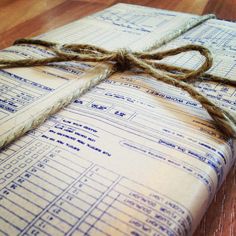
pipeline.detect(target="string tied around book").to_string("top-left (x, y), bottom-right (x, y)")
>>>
top-left (1, 38), bottom-right (236, 139)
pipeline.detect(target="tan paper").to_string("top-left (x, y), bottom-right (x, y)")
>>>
top-left (0, 3), bottom-right (235, 236)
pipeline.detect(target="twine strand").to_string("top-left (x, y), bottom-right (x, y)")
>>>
top-left (1, 38), bottom-right (236, 139)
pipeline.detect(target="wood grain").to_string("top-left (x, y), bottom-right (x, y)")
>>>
top-left (0, 1), bottom-right (235, 235)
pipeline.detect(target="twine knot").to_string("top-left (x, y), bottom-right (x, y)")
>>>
top-left (114, 49), bottom-right (131, 71)
top-left (1, 38), bottom-right (236, 139)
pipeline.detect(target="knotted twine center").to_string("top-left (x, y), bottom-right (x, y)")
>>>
top-left (1, 38), bottom-right (236, 139)
top-left (114, 49), bottom-right (131, 71)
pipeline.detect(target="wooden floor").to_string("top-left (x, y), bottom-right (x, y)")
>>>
top-left (0, 0), bottom-right (236, 49)
top-left (0, 1), bottom-right (236, 235)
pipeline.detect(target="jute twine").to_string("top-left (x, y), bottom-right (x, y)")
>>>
top-left (0, 37), bottom-right (235, 142)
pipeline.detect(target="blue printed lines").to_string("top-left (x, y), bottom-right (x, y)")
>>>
top-left (0, 70), bottom-right (53, 116)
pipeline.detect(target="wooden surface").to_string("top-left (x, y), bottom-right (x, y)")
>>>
top-left (0, 1), bottom-right (235, 235)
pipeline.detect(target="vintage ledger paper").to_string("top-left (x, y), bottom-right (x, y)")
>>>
top-left (0, 3), bottom-right (235, 236)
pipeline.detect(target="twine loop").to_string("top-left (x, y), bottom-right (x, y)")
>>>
top-left (1, 38), bottom-right (236, 138)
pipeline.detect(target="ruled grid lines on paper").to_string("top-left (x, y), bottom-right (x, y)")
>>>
top-left (63, 75), bottom-right (231, 185)
top-left (181, 20), bottom-right (236, 56)
top-left (39, 3), bottom-right (195, 51)
top-left (0, 44), bottom-right (92, 78)
top-left (0, 2), bottom-right (207, 149)
top-left (0, 138), bottom-right (192, 236)
top-left (60, 101), bottom-right (217, 192)
top-left (0, 46), bottom-right (92, 127)
top-left (160, 51), bottom-right (236, 81)
top-left (0, 3), bottom-right (235, 236)
top-left (33, 112), bottom-right (217, 213)
top-left (91, 7), bottom-right (181, 34)
top-left (157, 18), bottom-right (236, 80)
top-left (0, 136), bottom-right (35, 165)
top-left (0, 70), bottom-right (53, 118)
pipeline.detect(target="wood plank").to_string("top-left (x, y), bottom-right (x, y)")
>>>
top-left (203, 0), bottom-right (236, 20)
top-left (194, 165), bottom-right (236, 236)
top-left (0, 0), bottom-right (107, 48)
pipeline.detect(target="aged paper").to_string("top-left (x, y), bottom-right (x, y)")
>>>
top-left (0, 3), bottom-right (210, 147)
top-left (0, 3), bottom-right (235, 236)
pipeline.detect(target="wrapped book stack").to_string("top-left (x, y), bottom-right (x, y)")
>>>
top-left (0, 3), bottom-right (235, 236)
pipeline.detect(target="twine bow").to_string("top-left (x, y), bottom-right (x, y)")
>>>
top-left (1, 38), bottom-right (236, 138)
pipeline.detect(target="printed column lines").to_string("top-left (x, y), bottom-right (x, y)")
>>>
top-left (225, 62), bottom-right (236, 77)
top-left (92, 200), bottom-right (152, 236)
top-left (79, 193), bottom-right (130, 236)
top-left (28, 163), bottom-right (71, 187)
top-left (118, 183), bottom-right (189, 227)
top-left (5, 185), bottom-right (45, 210)
top-left (31, 218), bottom-right (65, 236)
top-left (67, 175), bottom-right (122, 236)
top-left (0, 137), bottom-right (35, 166)
top-left (106, 189), bottom-right (186, 235)
top-left (23, 169), bottom-right (66, 192)
top-left (0, 214), bottom-right (23, 234)
top-left (39, 157), bottom-right (81, 179)
top-left (18, 161), bottom-right (95, 235)
top-left (100, 194), bottom-right (174, 235)
top-left (0, 142), bottom-right (56, 190)
top-left (0, 193), bottom-right (35, 217)
top-left (0, 201), bottom-right (29, 224)
top-left (16, 176), bottom-right (57, 203)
